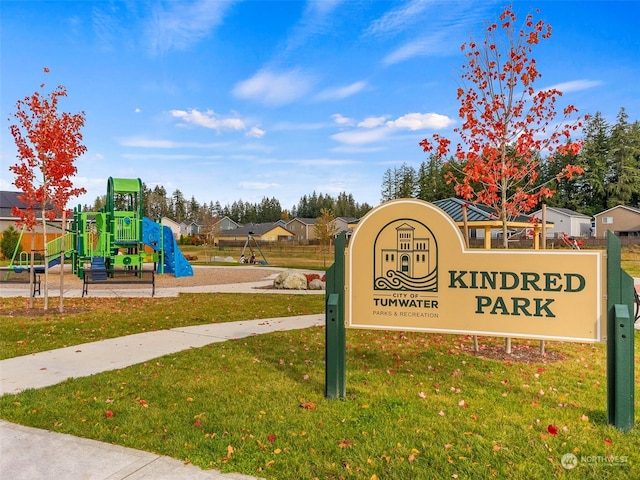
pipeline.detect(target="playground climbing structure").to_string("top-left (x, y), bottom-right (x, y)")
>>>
top-left (72, 177), bottom-right (193, 279)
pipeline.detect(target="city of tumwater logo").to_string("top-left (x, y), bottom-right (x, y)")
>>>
top-left (373, 219), bottom-right (438, 292)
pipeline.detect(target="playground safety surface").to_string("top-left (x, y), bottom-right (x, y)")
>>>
top-left (0, 265), bottom-right (327, 299)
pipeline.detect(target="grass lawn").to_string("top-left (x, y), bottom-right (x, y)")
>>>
top-left (1, 244), bottom-right (639, 479)
top-left (0, 294), bottom-right (325, 360)
top-left (1, 322), bottom-right (639, 479)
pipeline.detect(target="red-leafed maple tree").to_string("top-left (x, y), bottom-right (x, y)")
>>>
top-left (420, 7), bottom-right (586, 248)
top-left (8, 68), bottom-right (87, 311)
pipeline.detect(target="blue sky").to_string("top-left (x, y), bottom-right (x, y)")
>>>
top-left (1, 1), bottom-right (639, 212)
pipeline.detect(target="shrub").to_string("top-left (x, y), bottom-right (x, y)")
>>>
top-left (0, 226), bottom-right (22, 260)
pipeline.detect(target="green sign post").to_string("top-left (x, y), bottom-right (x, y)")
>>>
top-left (325, 233), bottom-right (346, 399)
top-left (606, 231), bottom-right (635, 431)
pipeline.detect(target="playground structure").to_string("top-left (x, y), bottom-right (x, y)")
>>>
top-left (4, 177), bottom-right (192, 290)
top-left (240, 232), bottom-right (269, 265)
top-left (561, 232), bottom-right (584, 250)
top-left (72, 177), bottom-right (193, 279)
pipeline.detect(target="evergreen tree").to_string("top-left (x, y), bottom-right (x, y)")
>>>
top-left (188, 196), bottom-right (200, 222)
top-left (629, 120), bottom-right (640, 207)
top-left (607, 108), bottom-right (640, 207)
top-left (396, 163), bottom-right (417, 198)
top-left (577, 112), bottom-right (610, 215)
top-left (380, 168), bottom-right (396, 202)
top-left (171, 189), bottom-right (187, 222)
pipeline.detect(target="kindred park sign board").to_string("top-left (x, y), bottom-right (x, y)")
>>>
top-left (346, 199), bottom-right (606, 343)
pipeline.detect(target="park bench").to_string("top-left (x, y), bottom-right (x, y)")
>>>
top-left (0, 268), bottom-right (41, 297)
top-left (82, 268), bottom-right (155, 297)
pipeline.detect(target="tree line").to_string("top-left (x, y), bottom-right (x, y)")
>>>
top-left (382, 108), bottom-right (640, 216)
top-left (85, 188), bottom-right (372, 226)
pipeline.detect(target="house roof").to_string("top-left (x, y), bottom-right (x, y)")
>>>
top-left (594, 204), bottom-right (640, 217)
top-left (337, 216), bottom-right (359, 223)
top-left (0, 190), bottom-right (57, 219)
top-left (218, 222), bottom-right (292, 237)
top-left (287, 217), bottom-right (316, 226)
top-left (432, 198), bottom-right (532, 223)
top-left (532, 207), bottom-right (591, 219)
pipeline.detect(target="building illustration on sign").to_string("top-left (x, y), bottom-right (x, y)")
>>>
top-left (374, 219), bottom-right (438, 291)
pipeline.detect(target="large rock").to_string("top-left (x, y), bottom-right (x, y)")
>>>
top-left (274, 270), bottom-right (308, 290)
top-left (308, 278), bottom-right (325, 290)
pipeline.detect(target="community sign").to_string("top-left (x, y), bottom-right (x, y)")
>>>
top-left (346, 199), bottom-right (606, 343)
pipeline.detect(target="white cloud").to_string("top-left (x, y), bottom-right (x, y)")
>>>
top-left (541, 79), bottom-right (603, 94)
top-left (358, 116), bottom-right (387, 128)
top-left (317, 81), bottom-right (367, 101)
top-left (246, 127), bottom-right (266, 138)
top-left (170, 109), bottom-right (246, 131)
top-left (332, 113), bottom-right (355, 126)
top-left (365, 0), bottom-right (431, 37)
top-left (134, 107), bottom-right (141, 113)
top-left (382, 32), bottom-right (450, 66)
top-left (233, 69), bottom-right (316, 106)
top-left (331, 128), bottom-right (390, 145)
top-left (145, 0), bottom-right (236, 55)
top-left (386, 112), bottom-right (453, 130)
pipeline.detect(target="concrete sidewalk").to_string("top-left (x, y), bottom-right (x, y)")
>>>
top-left (0, 315), bottom-right (324, 479)
top-left (0, 315), bottom-right (324, 395)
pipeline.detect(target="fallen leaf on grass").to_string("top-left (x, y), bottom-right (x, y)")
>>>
top-left (300, 401), bottom-right (316, 410)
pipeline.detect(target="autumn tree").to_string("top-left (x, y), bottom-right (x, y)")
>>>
top-left (8, 67), bottom-right (86, 311)
top-left (314, 208), bottom-right (339, 250)
top-left (420, 7), bottom-right (586, 248)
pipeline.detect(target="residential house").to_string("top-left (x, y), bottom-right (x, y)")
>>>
top-left (186, 221), bottom-right (201, 236)
top-left (217, 222), bottom-right (294, 243)
top-left (286, 218), bottom-right (317, 243)
top-left (530, 207), bottom-right (592, 238)
top-left (160, 217), bottom-right (181, 240)
top-left (214, 216), bottom-right (241, 231)
top-left (199, 216), bottom-right (241, 244)
top-left (178, 222), bottom-right (191, 238)
top-left (0, 190), bottom-right (63, 253)
top-left (593, 205), bottom-right (640, 238)
top-left (335, 217), bottom-right (359, 236)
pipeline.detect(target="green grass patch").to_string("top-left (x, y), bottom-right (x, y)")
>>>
top-left (1, 329), bottom-right (639, 479)
top-left (0, 294), bottom-right (324, 360)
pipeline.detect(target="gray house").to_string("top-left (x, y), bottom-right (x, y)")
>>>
top-left (530, 207), bottom-right (592, 238)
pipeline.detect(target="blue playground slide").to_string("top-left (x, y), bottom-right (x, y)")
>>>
top-left (141, 217), bottom-right (194, 277)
